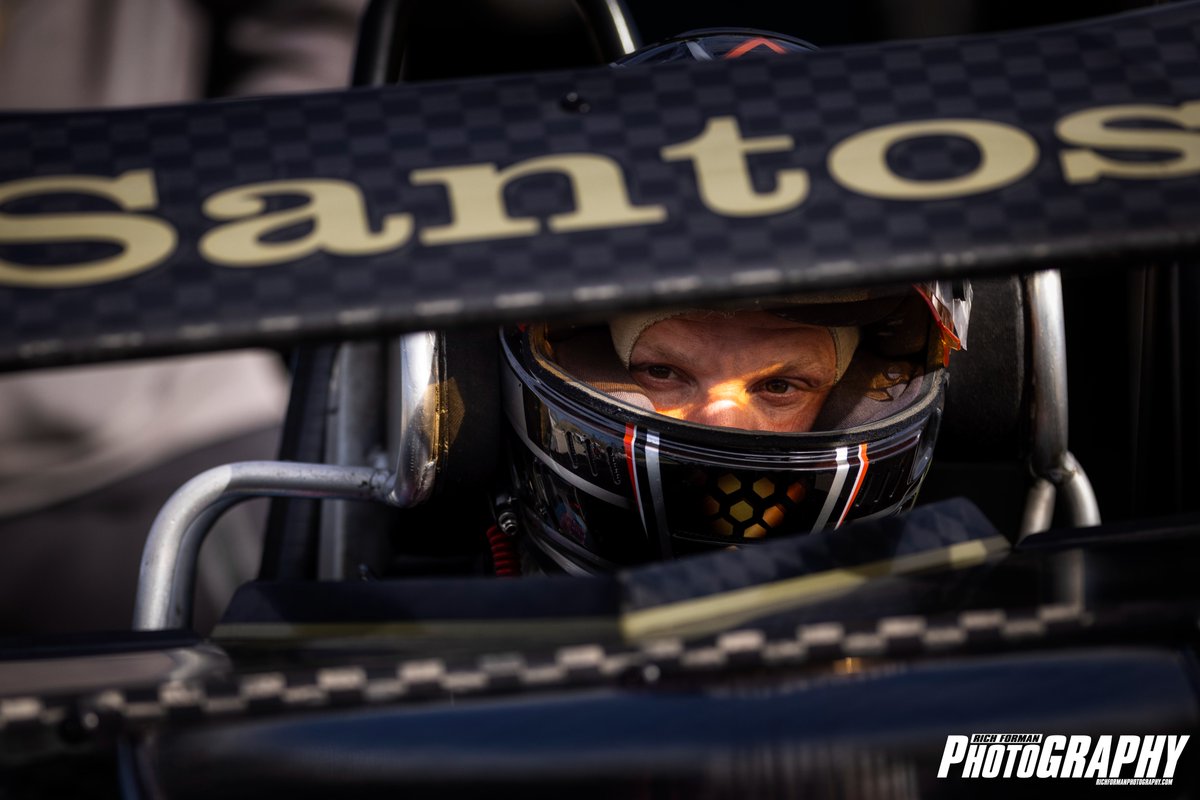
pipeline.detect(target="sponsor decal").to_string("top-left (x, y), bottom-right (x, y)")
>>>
top-left (1, 102), bottom-right (1198, 287)
top-left (938, 734), bottom-right (1190, 785)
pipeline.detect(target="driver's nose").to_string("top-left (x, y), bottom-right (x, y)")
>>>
top-left (680, 396), bottom-right (756, 429)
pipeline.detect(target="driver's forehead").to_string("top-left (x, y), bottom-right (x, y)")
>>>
top-left (632, 311), bottom-right (836, 362)
top-left (670, 309), bottom-right (827, 331)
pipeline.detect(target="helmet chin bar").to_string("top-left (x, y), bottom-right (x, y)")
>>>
top-left (133, 330), bottom-right (443, 631)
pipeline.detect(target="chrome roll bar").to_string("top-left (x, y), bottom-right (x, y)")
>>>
top-left (136, 329), bottom-right (446, 630)
top-left (386, 330), bottom-right (441, 507)
top-left (134, 461), bottom-right (392, 630)
top-left (1019, 270), bottom-right (1101, 539)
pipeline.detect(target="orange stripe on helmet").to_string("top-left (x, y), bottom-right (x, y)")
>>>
top-left (723, 37), bottom-right (788, 59)
top-left (915, 283), bottom-right (963, 367)
top-left (623, 424), bottom-right (638, 490)
top-left (836, 443), bottom-right (870, 528)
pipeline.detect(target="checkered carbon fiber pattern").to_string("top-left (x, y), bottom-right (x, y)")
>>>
top-left (1, 3), bottom-right (1199, 368)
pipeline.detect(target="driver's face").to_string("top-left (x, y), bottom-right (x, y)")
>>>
top-left (627, 311), bottom-right (837, 432)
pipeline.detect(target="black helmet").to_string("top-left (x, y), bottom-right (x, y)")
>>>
top-left (500, 282), bottom-right (971, 574)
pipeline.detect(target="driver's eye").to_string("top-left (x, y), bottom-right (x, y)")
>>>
top-left (646, 365), bottom-right (674, 380)
top-left (762, 378), bottom-right (791, 394)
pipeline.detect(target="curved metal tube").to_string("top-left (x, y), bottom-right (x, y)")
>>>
top-left (1058, 451), bottom-right (1101, 528)
top-left (1019, 478), bottom-right (1056, 539)
top-left (134, 461), bottom-right (392, 631)
top-left (1018, 451), bottom-right (1100, 539)
top-left (1021, 270), bottom-right (1102, 535)
top-left (1026, 270), bottom-right (1070, 478)
top-left (578, 0), bottom-right (640, 57)
top-left (387, 330), bottom-right (441, 506)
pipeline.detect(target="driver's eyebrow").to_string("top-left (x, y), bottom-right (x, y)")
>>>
top-left (630, 343), bottom-right (836, 381)
top-left (627, 341), bottom-right (691, 366)
top-left (751, 357), bottom-right (835, 376)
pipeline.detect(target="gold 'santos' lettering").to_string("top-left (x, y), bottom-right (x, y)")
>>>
top-left (411, 153), bottom-right (665, 245)
top-left (661, 116), bottom-right (809, 216)
top-left (828, 119), bottom-right (1039, 200)
top-left (0, 169), bottom-right (176, 287)
top-left (200, 179), bottom-right (413, 267)
top-left (1058, 101), bottom-right (1200, 183)
top-left (0, 100), bottom-right (1196, 288)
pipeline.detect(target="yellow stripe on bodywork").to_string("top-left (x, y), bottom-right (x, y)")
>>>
top-left (621, 535), bottom-right (1011, 642)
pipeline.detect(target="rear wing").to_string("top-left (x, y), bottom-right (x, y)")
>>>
top-left (0, 1), bottom-right (1198, 370)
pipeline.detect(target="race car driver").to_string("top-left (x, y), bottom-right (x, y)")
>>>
top-left (497, 281), bottom-right (969, 575)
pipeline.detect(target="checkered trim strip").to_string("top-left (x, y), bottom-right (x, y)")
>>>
top-left (0, 604), bottom-right (1091, 746)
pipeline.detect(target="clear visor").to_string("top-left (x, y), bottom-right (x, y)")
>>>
top-left (533, 282), bottom-right (968, 436)
top-left (502, 324), bottom-right (947, 562)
